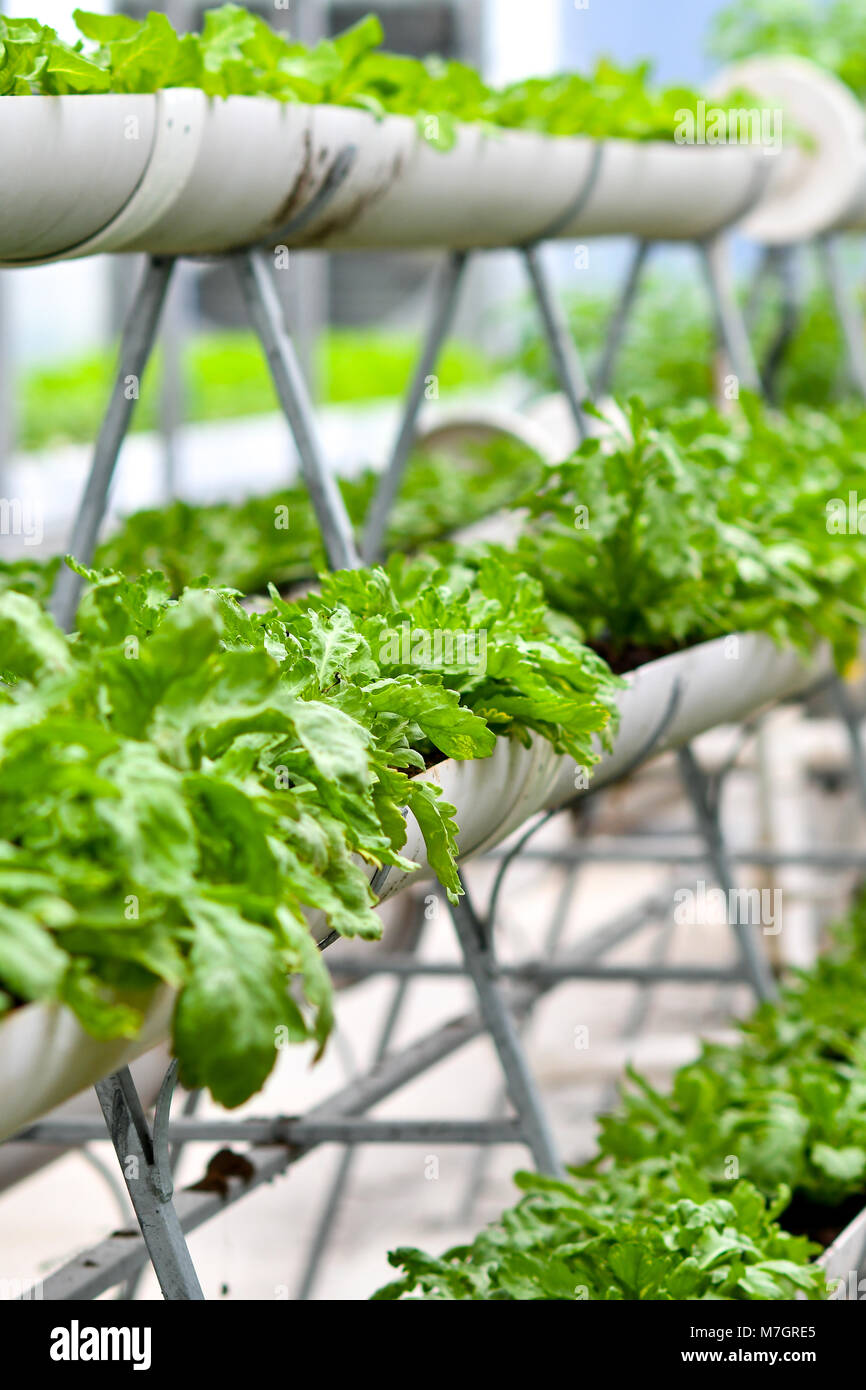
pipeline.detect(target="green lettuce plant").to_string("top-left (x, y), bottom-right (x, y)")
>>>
top-left (0, 554), bottom-right (615, 1104)
top-left (709, 0), bottom-right (866, 103)
top-left (93, 435), bottom-right (544, 595)
top-left (439, 397), bottom-right (866, 671)
top-left (375, 897), bottom-right (866, 1300)
top-left (374, 1162), bottom-right (827, 1301)
top-left (0, 6), bottom-right (735, 146)
top-left (595, 899), bottom-right (866, 1209)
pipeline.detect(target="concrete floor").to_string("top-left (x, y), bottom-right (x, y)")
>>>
top-left (0, 712), bottom-right (861, 1301)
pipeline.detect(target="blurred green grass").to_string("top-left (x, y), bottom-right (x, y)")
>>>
top-left (16, 328), bottom-right (495, 453)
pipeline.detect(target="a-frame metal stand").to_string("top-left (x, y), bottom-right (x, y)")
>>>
top-left (594, 234), bottom-right (762, 399)
top-left (25, 208), bottom-right (846, 1298)
top-left (94, 1063), bottom-right (203, 1300)
top-left (289, 225), bottom-right (866, 1284)
top-left (745, 236), bottom-right (866, 403)
top-left (35, 228), bottom-right (600, 1298)
top-left (360, 242), bottom-right (594, 564)
top-left (50, 247), bottom-right (361, 633)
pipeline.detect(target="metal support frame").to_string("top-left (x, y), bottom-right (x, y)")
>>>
top-left (23, 187), bottom-right (866, 1301)
top-left (157, 257), bottom-right (188, 501)
top-left (16, 960), bottom-right (560, 1299)
top-left (455, 858), bottom-right (583, 1223)
top-left (49, 240), bottom-right (361, 634)
top-left (447, 889), bottom-right (563, 1177)
top-left (15, 869), bottom-right (572, 1298)
top-left (295, 895), bottom-right (428, 1301)
top-left (745, 235), bottom-right (866, 403)
top-left (362, 251), bottom-right (469, 563)
top-left (520, 243), bottom-right (592, 442)
top-left (487, 841), bottom-right (866, 871)
top-left (746, 244), bottom-right (801, 402)
top-left (817, 234), bottom-right (866, 399)
top-left (699, 235), bottom-right (762, 394)
top-left (830, 677), bottom-right (866, 815)
top-left (234, 248), bottom-right (360, 571)
top-left (595, 239), bottom-right (651, 398)
top-left (0, 267), bottom-right (13, 493)
top-left (94, 1063), bottom-right (203, 1301)
top-left (361, 238), bottom-right (594, 564)
top-left (50, 256), bottom-right (175, 631)
top-left (594, 234), bottom-right (761, 402)
top-left (21, 1115), bottom-right (530, 1147)
top-left (676, 744), bottom-right (777, 1002)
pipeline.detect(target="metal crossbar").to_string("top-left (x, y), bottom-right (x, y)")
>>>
top-left (19, 1117), bottom-right (530, 1147)
top-left (26, 993), bottom-right (528, 1300)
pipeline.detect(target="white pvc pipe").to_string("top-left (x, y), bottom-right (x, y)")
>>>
top-left (0, 95), bottom-right (780, 265)
top-left (298, 117), bottom-right (599, 251)
top-left (712, 56), bottom-right (866, 244)
top-left (0, 987), bottom-right (173, 1144)
top-left (558, 139), bottom-right (776, 242)
top-left (0, 94), bottom-right (157, 261)
top-left (0, 1045), bottom-right (170, 1196)
top-left (307, 129), bottom-right (774, 251)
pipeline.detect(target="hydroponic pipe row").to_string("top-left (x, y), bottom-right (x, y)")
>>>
top-left (0, 621), bottom-right (827, 1143)
top-left (0, 90), bottom-right (777, 265)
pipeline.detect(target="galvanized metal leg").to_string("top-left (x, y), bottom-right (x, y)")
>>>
top-left (699, 236), bottom-right (762, 395)
top-left (120, 1082), bottom-right (203, 1302)
top-left (447, 888), bottom-right (563, 1176)
top-left (677, 744), bottom-right (777, 1002)
top-left (94, 1063), bottom-right (204, 1301)
top-left (595, 239), bottom-right (652, 398)
top-left (751, 245), bottom-right (801, 403)
top-left (522, 244), bottom-right (592, 443)
top-left (235, 246), bottom-right (361, 571)
top-left (50, 256), bottom-right (176, 631)
top-left (818, 234), bottom-right (866, 399)
top-left (361, 251), bottom-right (469, 563)
top-left (295, 897), bottom-right (429, 1301)
top-left (457, 679), bottom-right (690, 1213)
top-left (745, 245), bottom-right (774, 334)
top-left (457, 859), bottom-right (581, 1221)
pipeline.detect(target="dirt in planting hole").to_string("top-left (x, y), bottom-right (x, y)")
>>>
top-left (779, 1189), bottom-right (866, 1249)
top-left (590, 637), bottom-right (687, 676)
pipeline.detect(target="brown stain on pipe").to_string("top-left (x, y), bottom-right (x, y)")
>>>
top-left (296, 148), bottom-right (407, 247)
top-left (265, 126), bottom-right (316, 232)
